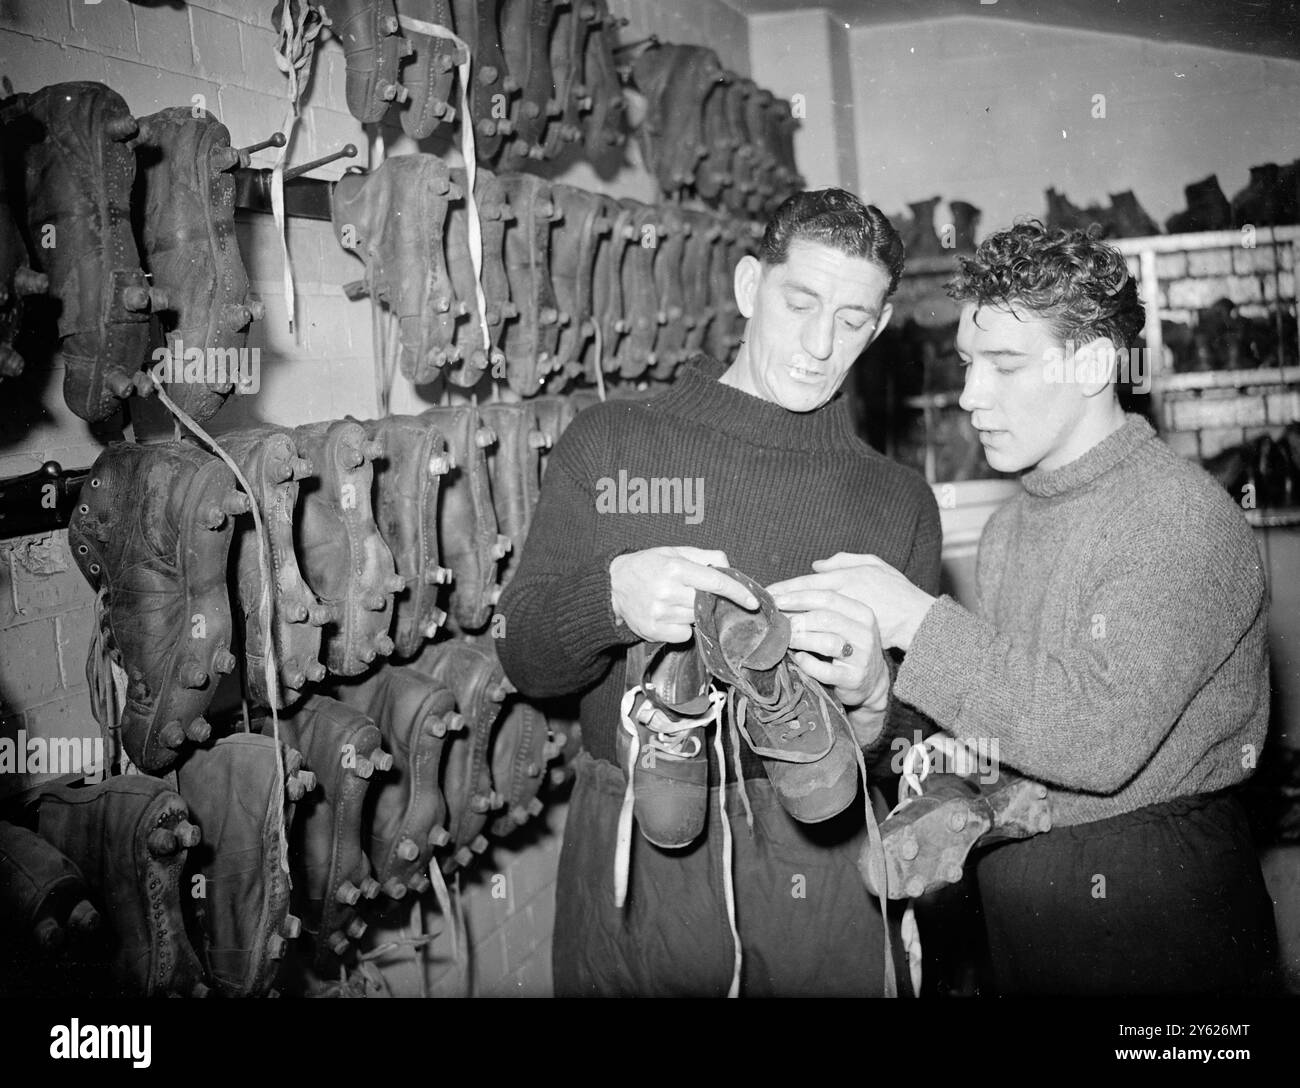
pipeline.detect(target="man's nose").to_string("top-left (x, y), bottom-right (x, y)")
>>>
top-left (802, 313), bottom-right (835, 361)
top-left (958, 361), bottom-right (990, 413)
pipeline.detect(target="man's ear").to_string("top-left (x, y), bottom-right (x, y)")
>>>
top-left (866, 302), bottom-right (894, 348)
top-left (734, 255), bottom-right (761, 319)
top-left (1072, 336), bottom-right (1118, 399)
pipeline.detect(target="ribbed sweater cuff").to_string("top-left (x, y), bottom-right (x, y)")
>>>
top-left (894, 595), bottom-right (988, 728)
top-left (553, 547), bottom-right (641, 665)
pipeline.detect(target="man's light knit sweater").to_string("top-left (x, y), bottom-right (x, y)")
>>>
top-left (895, 414), bottom-right (1270, 826)
top-left (497, 357), bottom-right (941, 782)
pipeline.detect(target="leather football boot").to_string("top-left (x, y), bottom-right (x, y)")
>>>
top-left (581, 0), bottom-right (627, 157)
top-left (695, 567), bottom-right (860, 823)
top-left (648, 204), bottom-right (690, 379)
top-left (441, 166), bottom-right (506, 383)
top-left (175, 732), bottom-right (311, 996)
top-left (549, 183), bottom-right (608, 378)
top-left (333, 154), bottom-right (461, 384)
top-left (332, 665), bottom-right (464, 895)
top-left (479, 401), bottom-right (546, 589)
top-left (580, 192), bottom-right (627, 382)
top-left (415, 638), bottom-right (514, 869)
top-left (222, 428), bottom-right (329, 708)
top-left (449, 167), bottom-right (513, 385)
top-left (489, 696), bottom-right (561, 836)
top-left (422, 404), bottom-right (510, 632)
top-left (1107, 190), bottom-right (1159, 238)
top-left (452, 0), bottom-right (513, 163)
top-left (860, 773), bottom-right (995, 900)
top-left (529, 394), bottom-right (572, 480)
top-left (133, 107), bottom-right (264, 423)
top-left (743, 86), bottom-right (780, 216)
top-left (948, 200), bottom-right (981, 253)
top-left (319, 0), bottom-right (409, 124)
top-left (1231, 163), bottom-right (1284, 228)
top-left (543, 0), bottom-right (596, 158)
top-left (627, 41), bottom-right (677, 193)
top-left (1044, 186), bottom-right (1089, 233)
top-left (979, 773), bottom-right (1053, 845)
top-left (0, 822), bottom-right (101, 955)
top-left (1166, 175), bottom-right (1233, 234)
top-left (0, 137), bottom-right (47, 380)
top-left (618, 640), bottom-right (715, 849)
top-left (680, 209), bottom-right (718, 356)
top-left (612, 199), bottom-right (662, 379)
top-left (498, 172), bottom-right (566, 393)
top-left (17, 82), bottom-right (162, 422)
top-left (497, 0), bottom-right (558, 168)
top-left (766, 93), bottom-right (803, 203)
top-left (720, 77), bottom-right (761, 217)
top-left (292, 418), bottom-right (403, 676)
top-left (38, 776), bottom-right (208, 997)
top-left (903, 196), bottom-right (945, 258)
top-left (361, 413), bottom-right (454, 658)
top-left (69, 441), bottom-right (244, 772)
top-left (696, 72), bottom-right (738, 204)
top-left (395, 0), bottom-right (463, 139)
top-left (274, 695), bottom-right (391, 969)
top-left (705, 220), bottom-right (741, 360)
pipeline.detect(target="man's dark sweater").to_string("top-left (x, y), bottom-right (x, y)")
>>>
top-left (497, 357), bottom-right (942, 780)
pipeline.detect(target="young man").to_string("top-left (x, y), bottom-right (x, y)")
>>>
top-left (771, 221), bottom-right (1279, 995)
top-left (496, 189), bottom-right (940, 996)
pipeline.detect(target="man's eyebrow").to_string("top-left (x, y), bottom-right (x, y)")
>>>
top-left (781, 281), bottom-right (875, 315)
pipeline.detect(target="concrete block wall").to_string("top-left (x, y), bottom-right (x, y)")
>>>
top-left (0, 0), bottom-right (753, 997)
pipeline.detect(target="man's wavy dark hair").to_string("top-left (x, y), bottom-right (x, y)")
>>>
top-left (946, 220), bottom-right (1146, 352)
top-left (759, 188), bottom-right (906, 296)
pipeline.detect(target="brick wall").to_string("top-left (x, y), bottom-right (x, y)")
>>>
top-left (0, 0), bottom-right (753, 998)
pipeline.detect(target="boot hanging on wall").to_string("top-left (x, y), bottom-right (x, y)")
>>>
top-left (1166, 174), bottom-right (1233, 234)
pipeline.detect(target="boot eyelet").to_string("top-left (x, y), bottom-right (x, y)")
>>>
top-left (77, 544), bottom-right (88, 555)
top-left (89, 564), bottom-right (100, 575)
top-left (78, 504), bottom-right (88, 515)
top-left (89, 479), bottom-right (100, 488)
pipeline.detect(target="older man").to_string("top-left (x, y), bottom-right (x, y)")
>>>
top-left (772, 221), bottom-right (1279, 995)
top-left (497, 189), bottom-right (939, 996)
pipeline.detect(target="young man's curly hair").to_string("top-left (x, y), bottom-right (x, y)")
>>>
top-left (946, 220), bottom-right (1146, 353)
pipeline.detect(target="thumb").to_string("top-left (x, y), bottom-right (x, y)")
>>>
top-left (812, 552), bottom-right (875, 572)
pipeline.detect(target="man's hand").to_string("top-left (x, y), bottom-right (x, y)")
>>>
top-left (768, 553), bottom-right (938, 652)
top-left (770, 585), bottom-right (891, 712)
top-left (610, 547), bottom-right (759, 644)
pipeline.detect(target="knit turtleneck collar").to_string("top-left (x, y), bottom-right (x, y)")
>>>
top-left (650, 355), bottom-right (863, 453)
top-left (1021, 413), bottom-right (1155, 498)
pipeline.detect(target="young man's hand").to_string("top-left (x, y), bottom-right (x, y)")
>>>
top-left (610, 547), bottom-right (759, 644)
top-left (769, 586), bottom-right (891, 712)
top-left (769, 553), bottom-right (938, 652)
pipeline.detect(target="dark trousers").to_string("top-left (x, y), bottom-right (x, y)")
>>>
top-left (552, 753), bottom-right (911, 997)
top-left (976, 789), bottom-right (1280, 995)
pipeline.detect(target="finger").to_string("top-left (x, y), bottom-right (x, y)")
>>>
top-left (789, 626), bottom-right (864, 663)
top-left (769, 587), bottom-right (847, 613)
top-left (680, 564), bottom-right (758, 610)
top-left (653, 622), bottom-right (696, 645)
top-left (812, 552), bottom-right (880, 572)
top-left (790, 650), bottom-right (844, 687)
top-left (669, 546), bottom-right (731, 569)
top-left (766, 573), bottom-right (833, 597)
